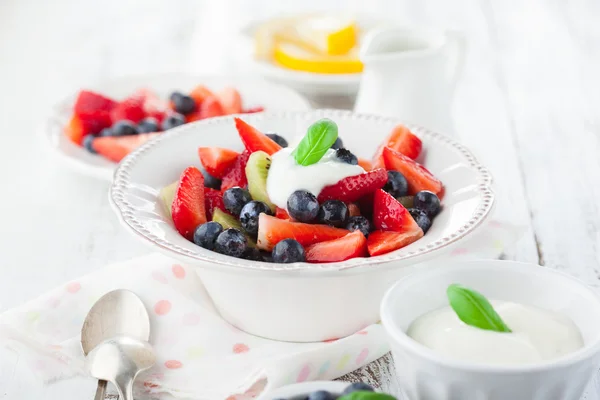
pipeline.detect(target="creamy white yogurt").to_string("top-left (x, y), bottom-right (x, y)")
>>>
top-left (266, 147), bottom-right (364, 210)
top-left (408, 301), bottom-right (584, 365)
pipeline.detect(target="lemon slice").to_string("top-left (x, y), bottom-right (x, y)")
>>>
top-left (295, 16), bottom-right (358, 55)
top-left (274, 42), bottom-right (363, 74)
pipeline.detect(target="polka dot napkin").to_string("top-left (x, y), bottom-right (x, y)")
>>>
top-left (0, 221), bottom-right (522, 399)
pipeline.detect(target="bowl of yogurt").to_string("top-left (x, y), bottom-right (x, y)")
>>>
top-left (380, 259), bottom-right (600, 400)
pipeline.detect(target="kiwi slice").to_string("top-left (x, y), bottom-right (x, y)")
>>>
top-left (245, 151), bottom-right (275, 212)
top-left (212, 209), bottom-right (256, 248)
top-left (159, 181), bottom-right (178, 218)
top-left (397, 196), bottom-right (414, 209)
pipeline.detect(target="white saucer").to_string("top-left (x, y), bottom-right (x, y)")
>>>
top-left (43, 73), bottom-right (311, 181)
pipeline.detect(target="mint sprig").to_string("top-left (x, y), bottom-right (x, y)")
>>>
top-left (447, 284), bottom-right (512, 332)
top-left (293, 118), bottom-right (338, 166)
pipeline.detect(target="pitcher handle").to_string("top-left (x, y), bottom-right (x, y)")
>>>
top-left (445, 30), bottom-right (467, 95)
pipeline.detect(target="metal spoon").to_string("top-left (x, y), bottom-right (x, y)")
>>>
top-left (86, 336), bottom-right (156, 400)
top-left (81, 289), bottom-right (151, 400)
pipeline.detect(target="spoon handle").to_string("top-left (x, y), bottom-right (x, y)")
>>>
top-left (115, 375), bottom-right (134, 400)
top-left (94, 380), bottom-right (108, 400)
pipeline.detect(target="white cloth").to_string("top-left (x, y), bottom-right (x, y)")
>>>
top-left (0, 221), bottom-right (522, 399)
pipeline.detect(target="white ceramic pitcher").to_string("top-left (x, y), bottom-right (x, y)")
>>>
top-left (354, 28), bottom-right (465, 134)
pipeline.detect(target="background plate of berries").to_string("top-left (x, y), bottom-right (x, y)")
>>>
top-left (110, 109), bottom-right (495, 271)
top-left (44, 73), bottom-right (311, 180)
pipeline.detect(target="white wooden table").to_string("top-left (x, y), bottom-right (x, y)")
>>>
top-left (1, 0), bottom-right (599, 398)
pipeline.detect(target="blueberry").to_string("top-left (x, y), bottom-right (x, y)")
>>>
top-left (383, 171), bottom-right (408, 198)
top-left (409, 208), bottom-right (432, 233)
top-left (202, 170), bottom-right (222, 190)
top-left (223, 187), bottom-right (252, 216)
top-left (214, 228), bottom-right (248, 258)
top-left (414, 190), bottom-right (441, 217)
top-left (287, 190), bottom-right (319, 223)
top-left (193, 221), bottom-right (223, 250)
top-left (112, 120), bottom-right (139, 136)
top-left (331, 137), bottom-right (344, 149)
top-left (169, 91), bottom-right (184, 102)
top-left (162, 113), bottom-right (186, 130)
top-left (82, 135), bottom-right (96, 154)
top-left (243, 247), bottom-right (263, 261)
top-left (99, 127), bottom-right (113, 137)
top-left (317, 200), bottom-right (348, 227)
top-left (239, 201), bottom-right (272, 236)
top-left (336, 148), bottom-right (358, 165)
top-left (272, 239), bottom-right (306, 263)
top-left (346, 216), bottom-right (371, 237)
top-left (266, 133), bottom-right (288, 148)
top-left (342, 382), bottom-right (374, 395)
top-left (137, 117), bottom-right (160, 133)
top-left (172, 94), bottom-right (197, 115)
top-left (308, 390), bottom-right (335, 400)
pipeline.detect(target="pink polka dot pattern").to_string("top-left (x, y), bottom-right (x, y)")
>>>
top-left (164, 360), bottom-right (182, 369)
top-left (357, 330), bottom-right (368, 335)
top-left (182, 313), bottom-right (201, 326)
top-left (66, 282), bottom-right (81, 293)
top-left (451, 247), bottom-right (468, 256)
top-left (297, 364), bottom-right (310, 382)
top-left (172, 264), bottom-right (186, 279)
top-left (152, 271), bottom-right (168, 284)
top-left (233, 343), bottom-right (249, 354)
top-left (154, 300), bottom-right (172, 316)
top-left (356, 348), bottom-right (369, 365)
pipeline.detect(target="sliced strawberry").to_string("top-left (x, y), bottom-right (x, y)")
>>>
top-left (110, 95), bottom-right (146, 123)
top-left (189, 85), bottom-right (215, 105)
top-left (199, 95), bottom-right (225, 119)
top-left (79, 110), bottom-right (112, 133)
top-left (74, 90), bottom-right (117, 115)
top-left (348, 203), bottom-right (361, 217)
top-left (358, 158), bottom-right (373, 171)
top-left (64, 116), bottom-right (86, 145)
top-left (373, 189), bottom-right (422, 234)
top-left (204, 187), bottom-right (226, 221)
top-left (367, 230), bottom-right (424, 256)
top-left (135, 88), bottom-right (168, 122)
top-left (373, 124), bottom-right (422, 168)
top-left (172, 167), bottom-right (206, 240)
top-left (257, 214), bottom-right (348, 251)
top-left (305, 231), bottom-right (367, 263)
top-left (234, 117), bottom-right (282, 155)
top-left (221, 150), bottom-right (250, 191)
top-left (198, 147), bottom-right (240, 179)
top-left (242, 106), bottom-right (265, 114)
top-left (92, 133), bottom-right (160, 162)
top-left (383, 147), bottom-right (443, 196)
top-left (317, 168), bottom-right (387, 203)
top-left (217, 87), bottom-right (242, 114)
top-left (275, 207), bottom-right (291, 220)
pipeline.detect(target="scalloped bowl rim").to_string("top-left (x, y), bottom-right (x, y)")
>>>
top-left (109, 109), bottom-right (495, 274)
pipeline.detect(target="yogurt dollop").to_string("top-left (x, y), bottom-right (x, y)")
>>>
top-left (408, 301), bottom-right (584, 365)
top-left (266, 147), bottom-right (364, 210)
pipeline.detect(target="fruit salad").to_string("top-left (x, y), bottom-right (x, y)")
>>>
top-left (64, 86), bottom-right (264, 163)
top-left (160, 117), bottom-right (444, 264)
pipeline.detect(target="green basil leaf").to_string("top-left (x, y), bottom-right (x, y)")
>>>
top-left (338, 391), bottom-right (397, 400)
top-left (293, 118), bottom-right (338, 166)
top-left (447, 284), bottom-right (512, 333)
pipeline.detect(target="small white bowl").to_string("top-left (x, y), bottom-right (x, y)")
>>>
top-left (110, 109), bottom-right (494, 342)
top-left (43, 73), bottom-right (311, 180)
top-left (381, 260), bottom-right (600, 400)
top-left (259, 381), bottom-right (351, 400)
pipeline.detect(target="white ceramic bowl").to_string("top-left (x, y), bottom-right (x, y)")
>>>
top-left (381, 260), bottom-right (600, 400)
top-left (259, 381), bottom-right (351, 400)
top-left (43, 73), bottom-right (311, 180)
top-left (109, 109), bottom-right (494, 342)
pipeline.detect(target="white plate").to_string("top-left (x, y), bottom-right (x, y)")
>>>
top-left (107, 110), bottom-right (494, 342)
top-left (43, 73), bottom-right (311, 181)
top-left (237, 16), bottom-right (393, 97)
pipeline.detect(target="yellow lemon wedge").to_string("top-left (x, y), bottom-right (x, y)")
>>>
top-left (295, 16), bottom-right (358, 55)
top-left (273, 41), bottom-right (363, 74)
